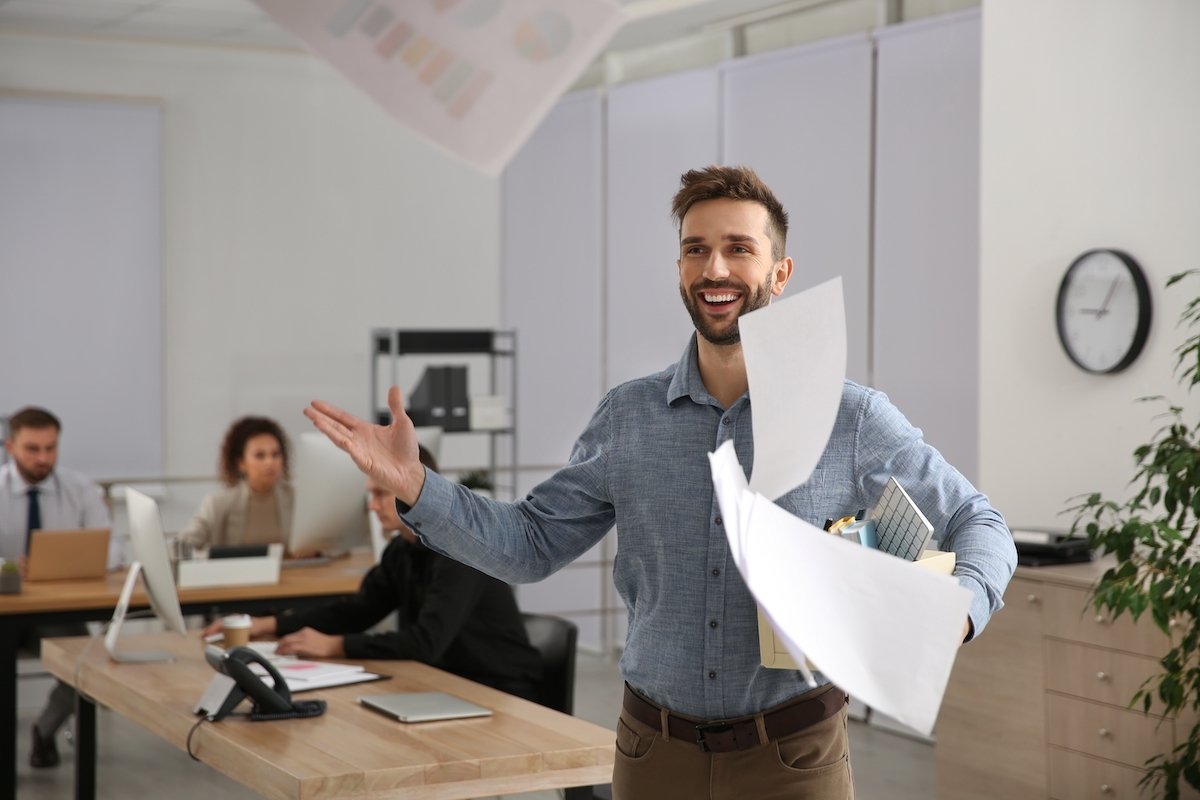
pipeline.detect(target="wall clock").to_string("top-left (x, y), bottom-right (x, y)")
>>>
top-left (1056, 249), bottom-right (1152, 374)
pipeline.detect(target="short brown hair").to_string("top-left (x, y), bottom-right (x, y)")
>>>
top-left (7, 407), bottom-right (61, 438)
top-left (671, 165), bottom-right (789, 261)
top-left (218, 417), bottom-right (290, 488)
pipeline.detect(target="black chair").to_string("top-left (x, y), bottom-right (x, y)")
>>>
top-left (521, 613), bottom-right (578, 715)
top-left (521, 614), bottom-right (612, 800)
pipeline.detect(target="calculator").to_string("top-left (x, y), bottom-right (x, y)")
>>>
top-left (871, 477), bottom-right (935, 562)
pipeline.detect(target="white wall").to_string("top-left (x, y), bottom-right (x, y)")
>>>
top-left (0, 33), bottom-right (502, 479)
top-left (979, 1), bottom-right (1200, 527)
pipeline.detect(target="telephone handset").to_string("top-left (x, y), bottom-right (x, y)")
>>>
top-left (197, 645), bottom-right (325, 721)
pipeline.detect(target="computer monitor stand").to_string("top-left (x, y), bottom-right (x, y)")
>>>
top-left (104, 561), bottom-right (174, 663)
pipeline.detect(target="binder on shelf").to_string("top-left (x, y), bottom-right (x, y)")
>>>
top-left (447, 366), bottom-right (469, 431)
top-left (408, 366), bottom-right (469, 432)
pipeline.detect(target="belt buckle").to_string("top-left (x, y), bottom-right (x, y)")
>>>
top-left (694, 721), bottom-right (734, 753)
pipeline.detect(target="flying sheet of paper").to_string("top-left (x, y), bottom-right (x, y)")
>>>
top-left (254, 0), bottom-right (625, 175)
top-left (738, 277), bottom-right (846, 500)
top-left (709, 441), bottom-right (972, 734)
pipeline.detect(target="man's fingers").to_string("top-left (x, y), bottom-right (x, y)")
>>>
top-left (306, 409), bottom-right (355, 451)
top-left (309, 399), bottom-right (364, 430)
top-left (304, 406), bottom-right (353, 441)
top-left (386, 386), bottom-right (408, 420)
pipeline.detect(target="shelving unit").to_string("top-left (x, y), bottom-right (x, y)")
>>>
top-left (370, 329), bottom-right (516, 500)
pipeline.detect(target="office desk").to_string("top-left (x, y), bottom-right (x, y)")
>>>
top-left (43, 633), bottom-right (615, 800)
top-left (0, 554), bottom-right (370, 800)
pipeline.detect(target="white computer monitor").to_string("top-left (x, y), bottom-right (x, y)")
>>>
top-left (412, 426), bottom-right (442, 464)
top-left (106, 487), bottom-right (187, 662)
top-left (289, 432), bottom-right (369, 556)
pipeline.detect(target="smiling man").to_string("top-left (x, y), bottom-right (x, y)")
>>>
top-left (304, 166), bottom-right (1015, 799)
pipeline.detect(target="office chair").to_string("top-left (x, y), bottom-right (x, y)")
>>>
top-left (521, 613), bottom-right (578, 715)
top-left (521, 614), bottom-right (613, 800)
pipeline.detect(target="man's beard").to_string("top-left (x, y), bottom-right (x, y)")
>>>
top-left (14, 460), bottom-right (52, 485)
top-left (680, 275), bottom-right (775, 346)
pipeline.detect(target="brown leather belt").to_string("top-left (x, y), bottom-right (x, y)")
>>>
top-left (622, 684), bottom-right (848, 754)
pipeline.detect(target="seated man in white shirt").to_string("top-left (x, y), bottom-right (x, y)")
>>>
top-left (0, 407), bottom-right (111, 768)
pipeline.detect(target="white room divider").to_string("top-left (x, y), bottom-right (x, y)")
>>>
top-left (0, 96), bottom-right (162, 479)
top-left (722, 34), bottom-right (874, 386)
top-left (873, 10), bottom-right (981, 483)
top-left (502, 90), bottom-right (613, 650)
top-left (605, 67), bottom-right (721, 391)
top-left (503, 89), bottom-right (605, 474)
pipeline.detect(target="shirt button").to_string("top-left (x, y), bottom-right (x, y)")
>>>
top-left (709, 620), bottom-right (718, 628)
top-left (722, 417), bottom-right (731, 425)
top-left (712, 568), bottom-right (720, 577)
top-left (715, 516), bottom-right (722, 525)
top-left (709, 671), bottom-right (717, 679)
top-left (414, 522), bottom-right (422, 529)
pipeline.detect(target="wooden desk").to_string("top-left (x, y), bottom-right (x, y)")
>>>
top-left (43, 633), bottom-right (615, 800)
top-left (0, 555), bottom-right (370, 800)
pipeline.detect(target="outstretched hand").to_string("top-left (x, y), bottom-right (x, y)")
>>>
top-left (304, 386), bottom-right (426, 506)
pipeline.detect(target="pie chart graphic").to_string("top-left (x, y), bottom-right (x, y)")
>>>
top-left (513, 11), bottom-right (572, 61)
top-left (454, 0), bottom-right (502, 28)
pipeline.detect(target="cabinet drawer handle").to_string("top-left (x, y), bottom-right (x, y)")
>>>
top-left (1100, 785), bottom-right (1112, 794)
top-left (1095, 614), bottom-right (1109, 625)
top-left (1098, 727), bottom-right (1110, 738)
top-left (1097, 672), bottom-right (1108, 681)
top-left (1026, 594), bottom-right (1038, 603)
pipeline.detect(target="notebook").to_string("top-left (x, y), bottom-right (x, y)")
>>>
top-left (358, 692), bottom-right (492, 723)
top-left (26, 528), bottom-right (110, 581)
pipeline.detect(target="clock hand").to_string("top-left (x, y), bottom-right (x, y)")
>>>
top-left (1097, 277), bottom-right (1120, 318)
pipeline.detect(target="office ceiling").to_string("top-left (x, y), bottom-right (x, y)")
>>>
top-left (0, 0), bottom-right (808, 53)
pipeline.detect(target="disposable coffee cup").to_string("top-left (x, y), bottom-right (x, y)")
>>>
top-left (221, 614), bottom-right (252, 648)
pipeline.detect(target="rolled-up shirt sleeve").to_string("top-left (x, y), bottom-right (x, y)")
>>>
top-left (400, 392), bottom-right (619, 584)
top-left (852, 388), bottom-right (1015, 640)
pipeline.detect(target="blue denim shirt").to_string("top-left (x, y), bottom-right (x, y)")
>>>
top-left (402, 334), bottom-right (1015, 720)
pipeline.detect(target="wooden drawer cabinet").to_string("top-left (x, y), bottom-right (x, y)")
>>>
top-left (1042, 583), bottom-right (1171, 657)
top-left (937, 560), bottom-right (1180, 799)
top-left (1049, 749), bottom-right (1147, 800)
top-left (936, 576), bottom-right (1045, 799)
top-left (1047, 694), bottom-right (1170, 768)
top-left (1045, 639), bottom-right (1160, 709)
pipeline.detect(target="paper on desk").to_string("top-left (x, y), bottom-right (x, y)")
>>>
top-left (710, 442), bottom-right (971, 734)
top-left (253, 0), bottom-right (625, 175)
top-left (738, 277), bottom-right (846, 501)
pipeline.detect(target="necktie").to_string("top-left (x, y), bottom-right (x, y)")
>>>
top-left (26, 487), bottom-right (41, 553)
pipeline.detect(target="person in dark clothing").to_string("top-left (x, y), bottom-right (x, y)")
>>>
top-left (202, 446), bottom-right (542, 700)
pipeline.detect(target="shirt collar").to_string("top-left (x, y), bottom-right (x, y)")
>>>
top-left (3, 462), bottom-right (57, 496)
top-left (667, 333), bottom-right (715, 407)
top-left (666, 332), bottom-right (752, 411)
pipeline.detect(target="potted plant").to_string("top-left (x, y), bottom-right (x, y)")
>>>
top-left (1072, 270), bottom-right (1200, 798)
top-left (457, 469), bottom-right (494, 499)
top-left (0, 559), bottom-right (20, 594)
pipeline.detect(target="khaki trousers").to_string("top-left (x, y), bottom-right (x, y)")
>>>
top-left (611, 684), bottom-right (853, 800)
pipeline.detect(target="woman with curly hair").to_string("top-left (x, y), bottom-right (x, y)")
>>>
top-left (179, 416), bottom-right (294, 548)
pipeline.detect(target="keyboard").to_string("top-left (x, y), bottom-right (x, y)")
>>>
top-left (281, 556), bottom-right (333, 568)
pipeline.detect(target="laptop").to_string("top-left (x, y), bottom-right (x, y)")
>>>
top-left (26, 528), bottom-right (111, 581)
top-left (358, 692), bottom-right (492, 723)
